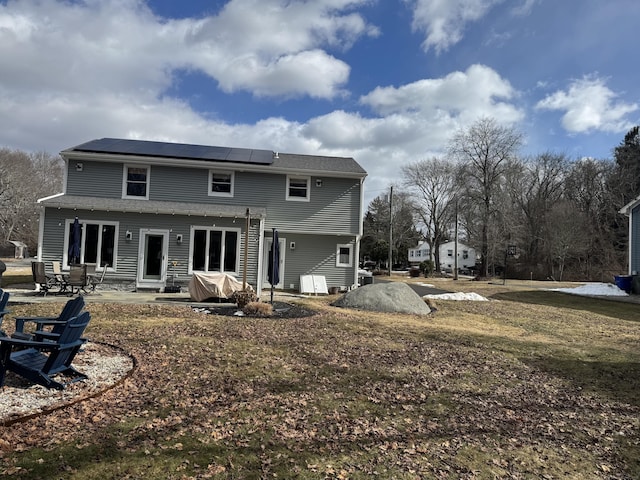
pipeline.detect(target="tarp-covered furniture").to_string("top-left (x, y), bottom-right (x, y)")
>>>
top-left (188, 272), bottom-right (251, 301)
top-left (0, 311), bottom-right (91, 389)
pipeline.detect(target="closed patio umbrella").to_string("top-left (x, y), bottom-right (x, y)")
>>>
top-left (267, 229), bottom-right (280, 303)
top-left (68, 217), bottom-right (81, 265)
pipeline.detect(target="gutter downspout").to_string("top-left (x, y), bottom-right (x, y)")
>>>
top-left (256, 217), bottom-right (266, 297)
top-left (356, 176), bottom-right (365, 288)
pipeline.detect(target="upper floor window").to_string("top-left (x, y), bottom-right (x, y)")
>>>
top-left (286, 175), bottom-right (310, 202)
top-left (447, 249), bottom-right (453, 257)
top-left (463, 250), bottom-right (469, 259)
top-left (123, 165), bottom-right (150, 199)
top-left (209, 170), bottom-right (234, 197)
top-left (336, 244), bottom-right (353, 267)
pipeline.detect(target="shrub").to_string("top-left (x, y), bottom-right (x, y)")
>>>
top-left (243, 301), bottom-right (273, 317)
top-left (420, 260), bottom-right (434, 276)
top-left (232, 290), bottom-right (257, 308)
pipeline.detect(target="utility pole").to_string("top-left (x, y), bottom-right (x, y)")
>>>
top-left (388, 185), bottom-right (393, 276)
top-left (453, 199), bottom-right (459, 280)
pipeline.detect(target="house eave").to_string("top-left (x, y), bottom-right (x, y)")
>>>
top-left (38, 195), bottom-right (267, 219)
top-left (619, 193), bottom-right (640, 216)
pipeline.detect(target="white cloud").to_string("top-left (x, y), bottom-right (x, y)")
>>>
top-left (302, 65), bottom-right (524, 203)
top-left (511, 0), bottom-right (538, 16)
top-left (0, 0), bottom-right (375, 99)
top-left (406, 0), bottom-right (537, 53)
top-left (359, 64), bottom-right (523, 124)
top-left (535, 75), bottom-right (638, 134)
top-left (407, 0), bottom-right (503, 53)
top-left (299, 65), bottom-right (524, 180)
top-left (303, 64), bottom-right (524, 150)
top-left (183, 0), bottom-right (378, 97)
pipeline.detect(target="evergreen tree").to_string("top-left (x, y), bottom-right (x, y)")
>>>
top-left (613, 126), bottom-right (640, 205)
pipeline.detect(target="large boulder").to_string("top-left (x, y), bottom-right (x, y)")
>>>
top-left (332, 281), bottom-right (431, 315)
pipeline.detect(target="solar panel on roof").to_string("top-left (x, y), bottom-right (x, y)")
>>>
top-left (71, 138), bottom-right (273, 165)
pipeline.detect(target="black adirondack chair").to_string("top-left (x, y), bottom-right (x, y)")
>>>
top-left (0, 289), bottom-right (10, 336)
top-left (0, 311), bottom-right (91, 390)
top-left (12, 296), bottom-right (85, 341)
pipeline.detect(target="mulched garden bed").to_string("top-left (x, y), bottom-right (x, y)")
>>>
top-left (193, 301), bottom-right (316, 319)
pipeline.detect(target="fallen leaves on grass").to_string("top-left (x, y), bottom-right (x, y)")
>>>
top-left (1, 300), bottom-right (639, 479)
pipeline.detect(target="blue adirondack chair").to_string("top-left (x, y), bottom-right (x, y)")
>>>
top-left (0, 289), bottom-right (10, 336)
top-left (12, 296), bottom-right (85, 341)
top-left (0, 311), bottom-right (91, 390)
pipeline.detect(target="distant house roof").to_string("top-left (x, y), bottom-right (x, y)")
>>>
top-left (62, 138), bottom-right (367, 178)
top-left (620, 193), bottom-right (640, 216)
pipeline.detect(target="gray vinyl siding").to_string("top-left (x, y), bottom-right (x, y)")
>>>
top-left (66, 160), bottom-right (123, 197)
top-left (632, 205), bottom-right (640, 274)
top-left (40, 208), bottom-right (261, 288)
top-left (64, 161), bottom-right (362, 235)
top-left (272, 233), bottom-right (358, 291)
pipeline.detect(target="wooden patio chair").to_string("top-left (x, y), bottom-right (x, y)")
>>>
top-left (31, 261), bottom-right (57, 296)
top-left (0, 311), bottom-right (91, 390)
top-left (88, 263), bottom-right (108, 292)
top-left (52, 261), bottom-right (69, 294)
top-left (12, 296), bottom-right (86, 341)
top-left (67, 263), bottom-right (88, 295)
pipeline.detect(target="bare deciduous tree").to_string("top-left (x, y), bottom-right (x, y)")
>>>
top-left (506, 152), bottom-right (569, 272)
top-left (401, 157), bottom-right (459, 272)
top-left (0, 148), bottom-right (63, 253)
top-left (449, 117), bottom-right (523, 277)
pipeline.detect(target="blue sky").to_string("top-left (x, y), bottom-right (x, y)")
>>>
top-left (1, 0), bottom-right (638, 205)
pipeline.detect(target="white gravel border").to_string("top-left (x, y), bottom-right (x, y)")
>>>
top-left (0, 341), bottom-right (134, 424)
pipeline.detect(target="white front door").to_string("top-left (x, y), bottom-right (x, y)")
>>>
top-left (262, 236), bottom-right (286, 289)
top-left (137, 229), bottom-right (169, 289)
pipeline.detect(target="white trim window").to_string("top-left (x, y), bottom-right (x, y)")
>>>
top-left (190, 226), bottom-right (241, 274)
top-left (122, 164), bottom-right (150, 199)
top-left (336, 243), bottom-right (353, 267)
top-left (64, 219), bottom-right (118, 269)
top-left (286, 175), bottom-right (310, 201)
top-left (209, 170), bottom-right (234, 197)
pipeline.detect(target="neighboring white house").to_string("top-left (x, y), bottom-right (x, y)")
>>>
top-left (408, 241), bottom-right (477, 273)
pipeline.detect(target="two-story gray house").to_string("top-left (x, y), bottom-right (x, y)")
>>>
top-left (37, 138), bottom-right (367, 294)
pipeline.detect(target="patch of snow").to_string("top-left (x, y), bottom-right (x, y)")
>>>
top-left (423, 292), bottom-right (489, 301)
top-left (416, 282), bottom-right (435, 288)
top-left (548, 282), bottom-right (629, 297)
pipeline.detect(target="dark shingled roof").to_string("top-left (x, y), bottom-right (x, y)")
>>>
top-left (63, 138), bottom-right (366, 177)
top-left (68, 138), bottom-right (274, 165)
